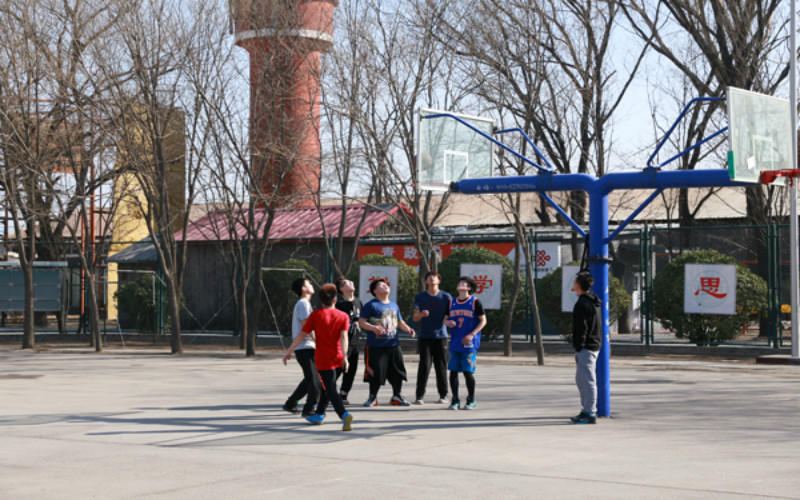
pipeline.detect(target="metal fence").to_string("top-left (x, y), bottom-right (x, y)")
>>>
top-left (3, 225), bottom-right (793, 351)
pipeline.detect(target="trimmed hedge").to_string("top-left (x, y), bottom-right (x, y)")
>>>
top-left (653, 249), bottom-right (766, 346)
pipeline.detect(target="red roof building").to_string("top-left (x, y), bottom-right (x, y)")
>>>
top-left (177, 203), bottom-right (400, 243)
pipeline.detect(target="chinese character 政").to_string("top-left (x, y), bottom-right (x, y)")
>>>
top-left (403, 246), bottom-right (418, 260)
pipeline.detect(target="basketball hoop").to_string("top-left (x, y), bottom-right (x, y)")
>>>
top-left (760, 169), bottom-right (800, 186)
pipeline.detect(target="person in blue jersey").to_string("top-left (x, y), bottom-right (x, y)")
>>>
top-left (445, 276), bottom-right (487, 410)
top-left (358, 278), bottom-right (416, 407)
top-left (412, 271), bottom-right (452, 405)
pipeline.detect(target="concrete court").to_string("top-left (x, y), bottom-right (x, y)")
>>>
top-left (0, 348), bottom-right (799, 500)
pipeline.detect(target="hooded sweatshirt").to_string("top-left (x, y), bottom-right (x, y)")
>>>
top-left (572, 291), bottom-right (602, 352)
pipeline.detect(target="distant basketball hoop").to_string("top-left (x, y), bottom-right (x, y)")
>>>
top-left (760, 168), bottom-right (800, 186)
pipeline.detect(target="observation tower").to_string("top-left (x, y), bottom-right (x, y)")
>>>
top-left (231, 0), bottom-right (338, 207)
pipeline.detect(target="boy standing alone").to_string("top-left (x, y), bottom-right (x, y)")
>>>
top-left (570, 271), bottom-right (602, 425)
top-left (358, 279), bottom-right (416, 407)
top-left (446, 277), bottom-right (486, 410)
top-left (283, 283), bottom-right (354, 431)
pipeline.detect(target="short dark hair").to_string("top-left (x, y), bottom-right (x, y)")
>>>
top-left (291, 277), bottom-right (309, 297)
top-left (424, 271), bottom-right (441, 281)
top-left (369, 278), bottom-right (387, 295)
top-left (574, 272), bottom-right (594, 292)
top-left (458, 276), bottom-right (477, 294)
top-left (319, 283), bottom-right (338, 306)
top-left (335, 276), bottom-right (348, 293)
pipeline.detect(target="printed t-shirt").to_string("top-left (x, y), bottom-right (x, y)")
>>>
top-left (360, 299), bottom-right (404, 348)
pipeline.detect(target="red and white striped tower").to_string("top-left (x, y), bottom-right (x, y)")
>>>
top-left (231, 0), bottom-right (338, 207)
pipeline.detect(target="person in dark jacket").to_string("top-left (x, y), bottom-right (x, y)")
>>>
top-left (334, 277), bottom-right (362, 405)
top-left (570, 271), bottom-right (602, 424)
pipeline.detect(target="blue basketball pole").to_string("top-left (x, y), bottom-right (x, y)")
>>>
top-left (452, 168), bottom-right (747, 417)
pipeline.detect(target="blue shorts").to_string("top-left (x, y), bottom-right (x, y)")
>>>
top-left (448, 350), bottom-right (477, 373)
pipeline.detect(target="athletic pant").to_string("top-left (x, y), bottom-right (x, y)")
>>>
top-left (286, 348), bottom-right (319, 416)
top-left (449, 371), bottom-right (475, 403)
top-left (317, 369), bottom-right (347, 419)
top-left (416, 338), bottom-right (449, 400)
top-left (335, 344), bottom-right (359, 396)
top-left (575, 349), bottom-right (599, 414)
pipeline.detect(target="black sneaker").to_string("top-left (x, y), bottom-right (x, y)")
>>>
top-left (570, 411), bottom-right (588, 423)
top-left (572, 412), bottom-right (597, 424)
top-left (282, 403), bottom-right (300, 415)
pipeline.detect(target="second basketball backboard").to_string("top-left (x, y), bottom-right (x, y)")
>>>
top-left (417, 108), bottom-right (494, 191)
top-left (727, 87), bottom-right (792, 185)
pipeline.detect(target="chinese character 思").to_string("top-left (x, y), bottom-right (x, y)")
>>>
top-left (694, 276), bottom-right (727, 299)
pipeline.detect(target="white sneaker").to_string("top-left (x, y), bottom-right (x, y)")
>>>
top-left (437, 397), bottom-right (449, 404)
top-left (414, 399), bottom-right (424, 405)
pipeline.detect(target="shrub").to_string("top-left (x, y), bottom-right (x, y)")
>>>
top-left (536, 264), bottom-right (631, 339)
top-left (347, 254), bottom-right (417, 318)
top-left (437, 245), bottom-right (525, 339)
top-left (653, 249), bottom-right (767, 346)
top-left (260, 259), bottom-right (322, 335)
top-left (114, 274), bottom-right (169, 332)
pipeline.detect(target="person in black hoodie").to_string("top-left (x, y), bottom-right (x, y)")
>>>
top-left (334, 277), bottom-right (362, 405)
top-left (570, 271), bottom-right (602, 424)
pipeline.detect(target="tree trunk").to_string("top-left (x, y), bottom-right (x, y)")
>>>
top-left (520, 239), bottom-right (545, 365)
top-left (165, 277), bottom-right (183, 354)
top-left (22, 260), bottom-right (35, 349)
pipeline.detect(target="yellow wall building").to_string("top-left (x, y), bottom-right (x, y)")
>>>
top-left (106, 108), bottom-right (186, 321)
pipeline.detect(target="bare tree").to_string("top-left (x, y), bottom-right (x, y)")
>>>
top-left (620, 0), bottom-right (791, 227)
top-left (91, 0), bottom-right (221, 354)
top-left (0, 0), bottom-right (122, 349)
top-left (327, 0), bottom-right (472, 286)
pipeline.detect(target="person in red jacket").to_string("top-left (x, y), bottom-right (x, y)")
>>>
top-left (283, 283), bottom-right (354, 431)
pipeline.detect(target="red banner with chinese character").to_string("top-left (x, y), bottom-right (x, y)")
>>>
top-left (357, 242), bottom-right (515, 268)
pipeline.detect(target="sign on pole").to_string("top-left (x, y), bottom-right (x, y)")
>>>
top-left (561, 265), bottom-right (581, 312)
top-left (460, 263), bottom-right (502, 309)
top-left (359, 265), bottom-right (399, 305)
top-left (534, 242), bottom-right (561, 278)
top-left (683, 264), bottom-right (736, 315)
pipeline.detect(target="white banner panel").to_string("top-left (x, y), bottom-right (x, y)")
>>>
top-left (534, 242), bottom-right (561, 278)
top-left (561, 265), bottom-right (581, 313)
top-left (460, 263), bottom-right (503, 309)
top-left (684, 264), bottom-right (736, 315)
top-left (359, 265), bottom-right (399, 305)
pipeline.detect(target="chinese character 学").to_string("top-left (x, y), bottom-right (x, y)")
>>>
top-left (473, 275), bottom-right (492, 294)
top-left (694, 276), bottom-right (727, 299)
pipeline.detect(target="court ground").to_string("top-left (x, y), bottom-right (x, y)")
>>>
top-left (1, 347), bottom-right (798, 499)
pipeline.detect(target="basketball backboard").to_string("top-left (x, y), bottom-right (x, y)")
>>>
top-left (417, 108), bottom-right (494, 191)
top-left (727, 87), bottom-right (792, 185)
